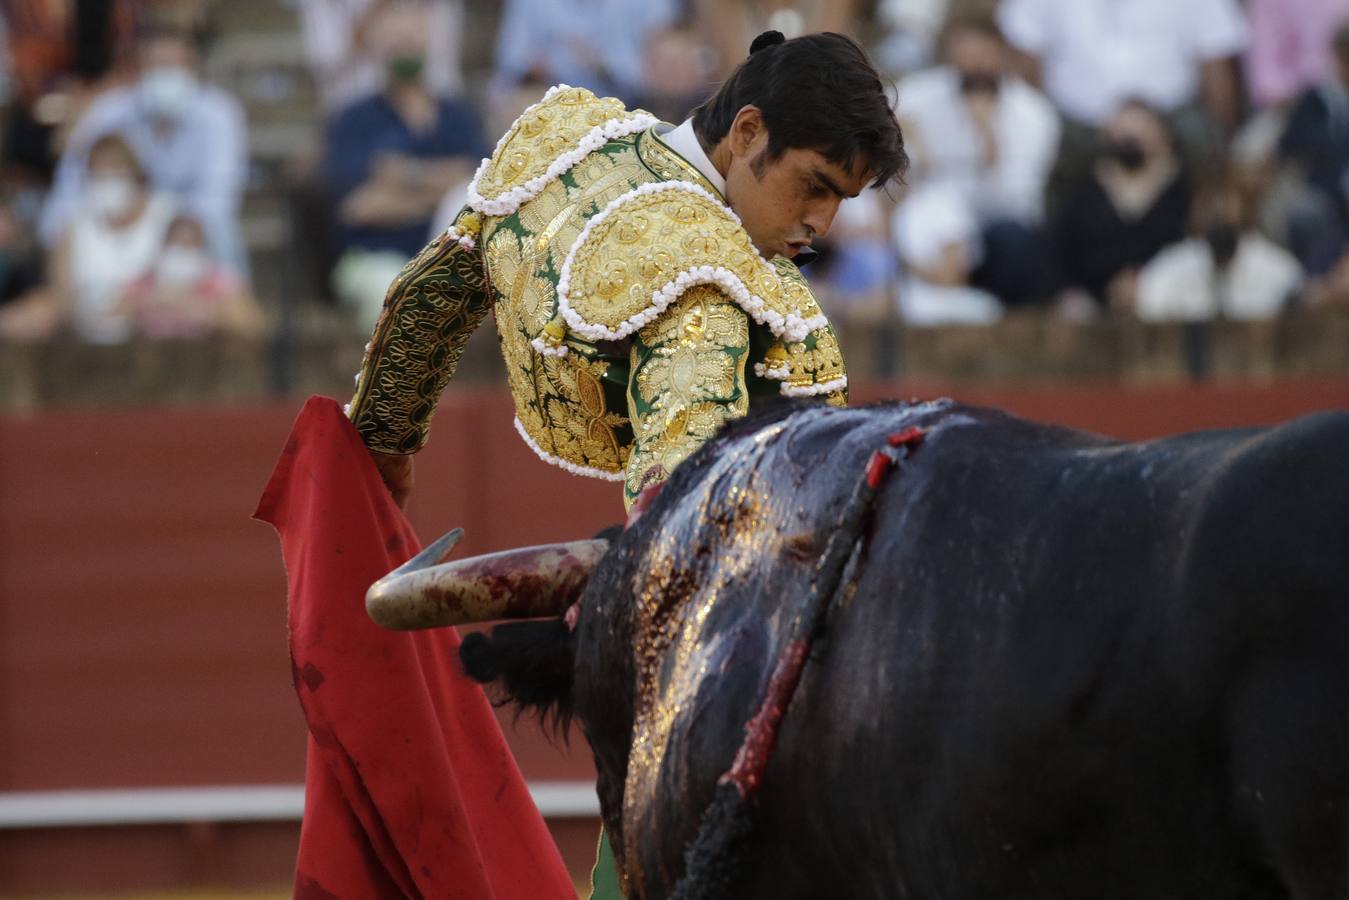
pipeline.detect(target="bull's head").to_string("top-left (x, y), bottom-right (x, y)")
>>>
top-left (366, 528), bottom-right (610, 630)
top-left (366, 528), bottom-right (616, 737)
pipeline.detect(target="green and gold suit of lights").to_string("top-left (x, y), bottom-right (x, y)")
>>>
top-left (347, 86), bottom-right (847, 508)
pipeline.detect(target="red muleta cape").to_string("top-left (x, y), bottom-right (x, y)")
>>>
top-left (254, 396), bottom-right (574, 899)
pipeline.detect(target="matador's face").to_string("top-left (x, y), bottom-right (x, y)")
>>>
top-left (720, 108), bottom-right (872, 262)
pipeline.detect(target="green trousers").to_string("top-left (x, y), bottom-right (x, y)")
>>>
top-left (589, 827), bottom-right (623, 899)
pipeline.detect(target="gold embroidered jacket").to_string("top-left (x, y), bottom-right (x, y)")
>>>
top-left (347, 85), bottom-right (847, 507)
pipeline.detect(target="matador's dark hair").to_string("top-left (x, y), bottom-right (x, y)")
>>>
top-left (692, 31), bottom-right (907, 190)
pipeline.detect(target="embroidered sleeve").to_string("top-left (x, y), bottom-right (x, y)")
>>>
top-left (346, 210), bottom-right (493, 454)
top-left (623, 285), bottom-right (750, 507)
top-left (765, 257), bottom-right (848, 403)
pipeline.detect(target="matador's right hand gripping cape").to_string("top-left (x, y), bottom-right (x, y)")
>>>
top-left (346, 85), bottom-right (848, 507)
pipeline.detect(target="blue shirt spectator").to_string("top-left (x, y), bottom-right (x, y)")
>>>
top-left (39, 27), bottom-right (248, 273)
top-left (324, 90), bottom-right (486, 256)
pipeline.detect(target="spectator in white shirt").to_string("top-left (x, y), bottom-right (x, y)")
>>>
top-left (998, 0), bottom-right (1248, 131)
top-left (51, 133), bottom-right (179, 343)
top-left (892, 181), bottom-right (1004, 326)
top-left (1136, 178), bottom-right (1302, 322)
top-left (39, 26), bottom-right (248, 274)
top-left (998, 0), bottom-right (1246, 192)
top-left (893, 13), bottom-right (1059, 308)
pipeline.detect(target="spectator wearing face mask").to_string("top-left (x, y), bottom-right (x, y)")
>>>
top-left (299, 0), bottom-right (467, 114)
top-left (1135, 177), bottom-right (1302, 322)
top-left (48, 133), bottom-right (177, 343)
top-left (324, 5), bottom-right (486, 326)
top-left (118, 214), bottom-right (266, 339)
top-left (38, 25), bottom-right (248, 274)
top-left (894, 12), bottom-right (1060, 309)
top-left (1051, 100), bottom-right (1192, 317)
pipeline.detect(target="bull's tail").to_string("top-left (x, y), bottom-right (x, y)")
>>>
top-left (460, 619), bottom-right (576, 741)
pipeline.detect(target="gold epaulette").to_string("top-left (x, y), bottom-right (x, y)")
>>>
top-left (554, 181), bottom-right (832, 347)
top-left (466, 85), bottom-right (658, 219)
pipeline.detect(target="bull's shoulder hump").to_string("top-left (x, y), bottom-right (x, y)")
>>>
top-left (467, 85), bottom-right (657, 218)
top-left (557, 181), bottom-right (831, 345)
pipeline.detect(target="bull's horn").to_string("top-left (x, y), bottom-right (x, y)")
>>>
top-left (366, 530), bottom-right (609, 631)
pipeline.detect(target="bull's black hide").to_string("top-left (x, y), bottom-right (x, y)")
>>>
top-left (499, 400), bottom-right (1349, 899)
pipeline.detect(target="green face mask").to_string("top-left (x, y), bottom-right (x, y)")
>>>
top-left (389, 55), bottom-right (425, 83)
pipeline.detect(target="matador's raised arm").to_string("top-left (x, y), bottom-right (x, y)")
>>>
top-left (346, 210), bottom-right (491, 455)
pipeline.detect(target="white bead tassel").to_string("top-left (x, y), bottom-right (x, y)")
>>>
top-left (780, 376), bottom-right (849, 397)
top-left (530, 337), bottom-right (570, 358)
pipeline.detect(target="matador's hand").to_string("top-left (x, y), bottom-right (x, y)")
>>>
top-left (369, 449), bottom-right (414, 509)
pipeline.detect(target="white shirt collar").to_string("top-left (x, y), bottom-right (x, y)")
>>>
top-left (660, 119), bottom-right (727, 196)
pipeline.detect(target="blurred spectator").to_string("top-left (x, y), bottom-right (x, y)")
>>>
top-left (492, 0), bottom-right (679, 103)
top-left (51, 133), bottom-right (178, 343)
top-left (896, 12), bottom-right (1059, 307)
top-left (0, 199), bottom-right (42, 305)
top-left (2, 1), bottom-right (141, 182)
top-left (810, 193), bottom-right (897, 322)
top-left (1136, 177), bottom-right (1302, 322)
top-left (997, 0), bottom-right (1247, 174)
top-left (892, 181), bottom-right (1003, 326)
top-left (325, 5), bottom-right (486, 325)
top-left (695, 0), bottom-right (859, 76)
top-left (872, 0), bottom-right (951, 76)
top-left (639, 18), bottom-right (716, 124)
top-left (1303, 250), bottom-right (1349, 309)
top-left (1051, 101), bottom-right (1191, 317)
top-left (120, 213), bottom-right (266, 338)
top-left (1278, 22), bottom-right (1349, 276)
top-left (1245, 0), bottom-right (1349, 110)
top-left (299, 0), bottom-right (465, 113)
top-left (38, 25), bottom-right (248, 272)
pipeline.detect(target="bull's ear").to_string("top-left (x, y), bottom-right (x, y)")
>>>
top-left (366, 532), bottom-right (608, 630)
top-left (460, 620), bottom-right (576, 743)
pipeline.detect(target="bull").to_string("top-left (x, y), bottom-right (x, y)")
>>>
top-left (368, 399), bottom-right (1349, 899)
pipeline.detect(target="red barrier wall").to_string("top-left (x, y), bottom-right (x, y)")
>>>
top-left (1, 379), bottom-right (1346, 892)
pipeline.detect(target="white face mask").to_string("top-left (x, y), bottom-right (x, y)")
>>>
top-left (139, 66), bottom-right (198, 119)
top-left (87, 175), bottom-right (137, 219)
top-left (156, 245), bottom-right (209, 286)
